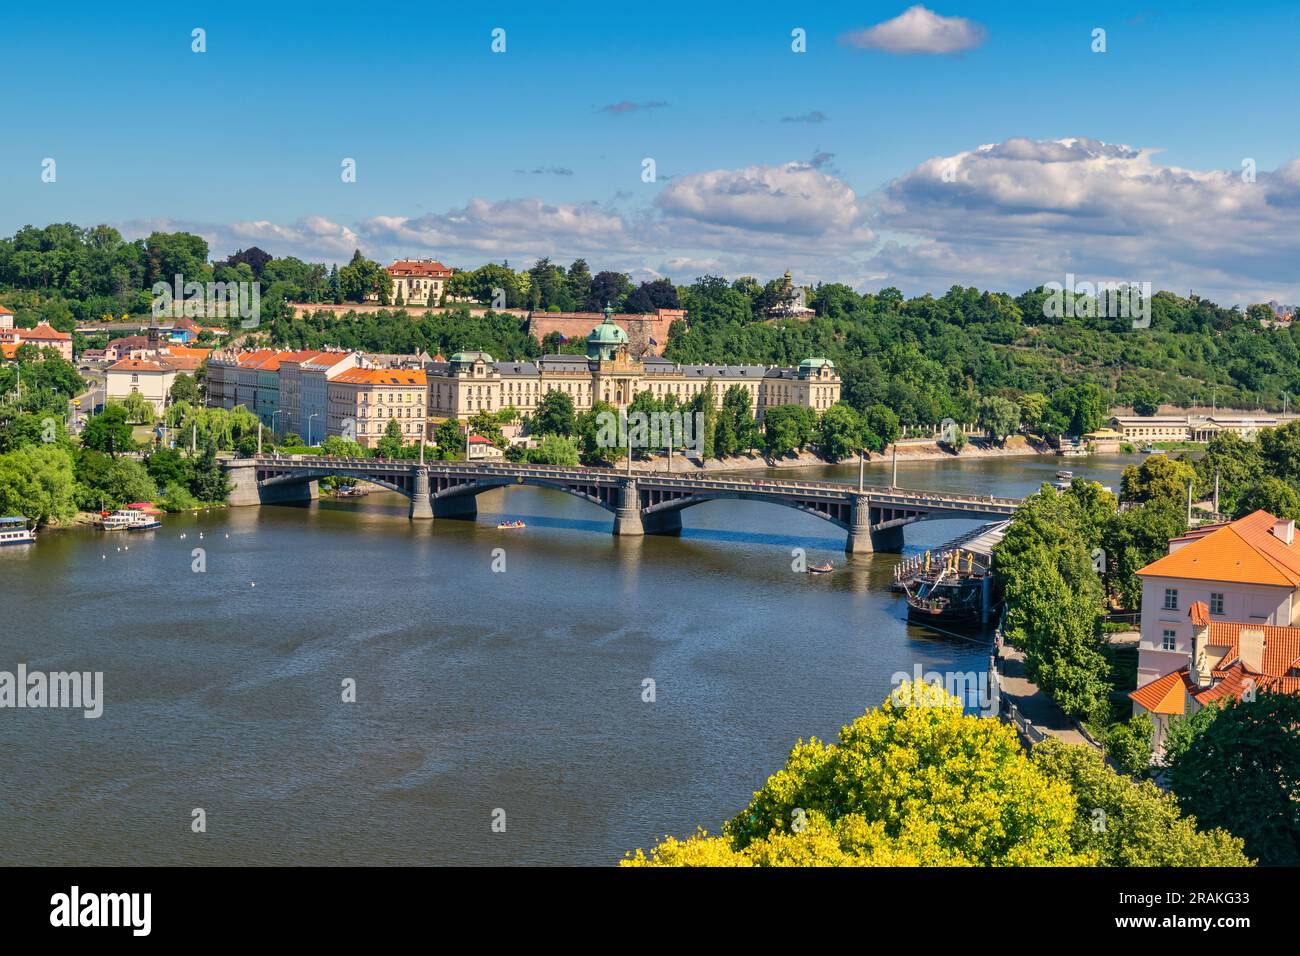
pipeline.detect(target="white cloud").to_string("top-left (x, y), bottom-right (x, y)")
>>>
top-left (868, 137), bottom-right (1300, 302)
top-left (841, 5), bottom-right (987, 55)
top-left (655, 161), bottom-right (871, 239)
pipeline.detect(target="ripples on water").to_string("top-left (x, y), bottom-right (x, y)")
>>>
top-left (0, 454), bottom-right (1138, 864)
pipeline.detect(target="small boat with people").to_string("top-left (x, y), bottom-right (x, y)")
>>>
top-left (496, 519), bottom-right (526, 530)
top-left (806, 562), bottom-right (835, 574)
top-left (0, 516), bottom-right (36, 546)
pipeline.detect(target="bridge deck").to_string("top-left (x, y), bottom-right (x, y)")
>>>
top-left (238, 456), bottom-right (1021, 510)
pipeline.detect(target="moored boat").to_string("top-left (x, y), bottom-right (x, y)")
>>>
top-left (807, 562), bottom-right (834, 574)
top-left (0, 516), bottom-right (36, 546)
top-left (496, 519), bottom-right (526, 530)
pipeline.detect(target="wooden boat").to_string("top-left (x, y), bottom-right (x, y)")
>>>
top-left (806, 563), bottom-right (834, 574)
top-left (0, 516), bottom-right (36, 546)
top-left (496, 520), bottom-right (526, 530)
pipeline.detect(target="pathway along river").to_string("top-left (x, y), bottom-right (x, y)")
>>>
top-left (1, 452), bottom-right (1140, 865)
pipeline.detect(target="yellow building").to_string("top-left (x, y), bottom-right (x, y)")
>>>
top-left (328, 368), bottom-right (428, 448)
top-left (422, 313), bottom-right (840, 431)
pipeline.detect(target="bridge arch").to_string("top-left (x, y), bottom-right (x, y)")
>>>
top-left (433, 476), bottom-right (616, 513)
top-left (642, 491), bottom-right (850, 531)
top-left (257, 469), bottom-right (412, 499)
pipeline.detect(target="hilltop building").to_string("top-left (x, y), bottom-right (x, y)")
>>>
top-left (370, 260), bottom-right (453, 307)
top-left (527, 307), bottom-right (683, 357)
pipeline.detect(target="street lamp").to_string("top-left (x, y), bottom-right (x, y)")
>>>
top-left (308, 413), bottom-right (320, 447)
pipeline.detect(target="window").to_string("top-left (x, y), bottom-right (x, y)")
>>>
top-left (1210, 592), bottom-right (1224, 615)
top-left (1162, 629), bottom-right (1177, 651)
top-left (1163, 588), bottom-right (1178, 611)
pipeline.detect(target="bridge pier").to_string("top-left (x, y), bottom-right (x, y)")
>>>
top-left (846, 496), bottom-right (906, 554)
top-left (433, 493), bottom-right (478, 521)
top-left (226, 463), bottom-right (261, 507)
top-left (409, 468), bottom-right (433, 520)
top-left (612, 479), bottom-right (643, 536)
top-left (261, 479), bottom-right (319, 505)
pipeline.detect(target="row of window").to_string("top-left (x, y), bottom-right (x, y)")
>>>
top-left (1162, 588), bottom-right (1225, 615)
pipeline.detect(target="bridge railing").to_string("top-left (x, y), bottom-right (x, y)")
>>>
top-left (244, 455), bottom-right (1022, 507)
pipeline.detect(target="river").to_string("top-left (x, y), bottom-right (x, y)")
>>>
top-left (0, 452), bottom-right (1140, 865)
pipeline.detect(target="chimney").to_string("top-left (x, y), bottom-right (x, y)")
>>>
top-left (1274, 518), bottom-right (1295, 545)
top-left (1239, 629), bottom-right (1265, 674)
top-left (1189, 602), bottom-right (1213, 687)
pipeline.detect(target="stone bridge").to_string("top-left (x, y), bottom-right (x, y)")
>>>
top-left (222, 456), bottom-right (1022, 553)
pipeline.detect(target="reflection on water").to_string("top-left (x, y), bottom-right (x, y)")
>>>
top-left (0, 452), bottom-right (1140, 865)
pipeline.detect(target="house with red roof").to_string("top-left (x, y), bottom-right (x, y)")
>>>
top-left (371, 259), bottom-right (453, 308)
top-left (0, 321), bottom-right (73, 361)
top-left (1130, 509), bottom-right (1300, 751)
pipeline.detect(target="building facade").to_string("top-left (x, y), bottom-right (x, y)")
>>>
top-left (1130, 510), bottom-right (1300, 751)
top-left (327, 368), bottom-right (428, 448)
top-left (375, 260), bottom-right (453, 307)
top-left (1109, 414), bottom-right (1298, 443)
top-left (424, 313), bottom-right (840, 427)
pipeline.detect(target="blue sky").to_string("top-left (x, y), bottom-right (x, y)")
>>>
top-left (3, 1), bottom-right (1299, 303)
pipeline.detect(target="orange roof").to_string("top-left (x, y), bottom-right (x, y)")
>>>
top-left (0, 343), bottom-right (18, 359)
top-left (163, 345), bottom-right (212, 360)
top-left (468, 435), bottom-right (492, 444)
top-left (1189, 601), bottom-right (1210, 626)
top-left (20, 322), bottom-right (71, 340)
top-left (387, 260), bottom-right (452, 277)
top-left (107, 358), bottom-right (173, 373)
top-left (1129, 668), bottom-right (1191, 715)
top-left (1137, 510), bottom-right (1300, 586)
top-left (333, 368), bottom-right (426, 386)
top-left (1206, 620), bottom-right (1300, 684)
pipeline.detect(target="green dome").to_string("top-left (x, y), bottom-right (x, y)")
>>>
top-left (586, 313), bottom-right (628, 360)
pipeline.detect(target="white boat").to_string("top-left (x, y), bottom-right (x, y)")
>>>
top-left (1055, 470), bottom-right (1074, 480)
top-left (0, 516), bottom-right (36, 546)
top-left (101, 509), bottom-right (161, 531)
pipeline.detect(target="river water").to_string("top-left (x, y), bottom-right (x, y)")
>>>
top-left (0, 453), bottom-right (1139, 865)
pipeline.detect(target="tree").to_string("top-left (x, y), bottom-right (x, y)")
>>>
top-left (80, 404), bottom-right (135, 457)
top-left (1235, 476), bottom-right (1300, 521)
top-left (1165, 693), bottom-right (1300, 865)
top-left (187, 437), bottom-right (230, 502)
top-left (434, 418), bottom-right (465, 460)
top-left (376, 419), bottom-right (406, 459)
top-left (763, 404), bottom-right (815, 458)
top-left (624, 681), bottom-right (1087, 866)
top-left (1258, 420), bottom-right (1300, 483)
top-left (320, 434), bottom-right (367, 458)
top-left (1120, 454), bottom-right (1197, 508)
top-left (525, 434), bottom-right (580, 466)
top-left (0, 445), bottom-right (77, 526)
top-left (1102, 713), bottom-right (1154, 778)
top-left (74, 450), bottom-right (156, 510)
top-left (532, 389), bottom-right (577, 437)
top-left (337, 250), bottom-right (392, 304)
top-left (1030, 739), bottom-right (1251, 866)
top-left (714, 385), bottom-right (759, 457)
top-left (994, 485), bottom-right (1112, 723)
top-left (145, 447), bottom-right (191, 488)
top-left (815, 403), bottom-right (864, 461)
top-left (1101, 500), bottom-right (1188, 609)
top-left (169, 374), bottom-right (200, 405)
top-left (119, 390), bottom-right (154, 426)
top-left (977, 395), bottom-right (1020, 444)
top-left (861, 404), bottom-right (900, 453)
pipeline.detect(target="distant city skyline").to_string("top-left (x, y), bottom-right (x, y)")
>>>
top-left (4, 2), bottom-right (1300, 304)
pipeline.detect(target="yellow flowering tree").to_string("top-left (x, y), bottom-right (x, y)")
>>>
top-left (624, 680), bottom-right (1087, 866)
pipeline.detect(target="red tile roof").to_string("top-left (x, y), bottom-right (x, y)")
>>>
top-left (20, 322), bottom-right (71, 341)
top-left (1189, 601), bottom-right (1210, 627)
top-left (333, 368), bottom-right (426, 386)
top-left (387, 260), bottom-right (452, 278)
top-left (1130, 668), bottom-right (1192, 715)
top-left (1137, 510), bottom-right (1300, 586)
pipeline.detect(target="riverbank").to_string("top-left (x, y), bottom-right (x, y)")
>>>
top-left (635, 435), bottom-right (1052, 474)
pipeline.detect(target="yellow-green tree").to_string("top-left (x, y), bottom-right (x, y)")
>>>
top-left (623, 681), bottom-right (1088, 866)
